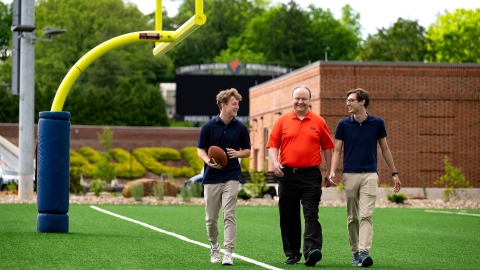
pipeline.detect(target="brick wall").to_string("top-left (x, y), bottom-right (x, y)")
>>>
top-left (249, 61), bottom-right (480, 188)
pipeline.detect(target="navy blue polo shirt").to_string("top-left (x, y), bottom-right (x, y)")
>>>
top-left (334, 113), bottom-right (387, 173)
top-left (197, 115), bottom-right (251, 184)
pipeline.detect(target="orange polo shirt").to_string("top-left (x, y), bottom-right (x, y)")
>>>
top-left (266, 110), bottom-right (334, 168)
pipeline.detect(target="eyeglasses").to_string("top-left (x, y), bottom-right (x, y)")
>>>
top-left (346, 99), bottom-right (357, 104)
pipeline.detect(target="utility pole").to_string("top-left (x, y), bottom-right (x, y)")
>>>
top-left (12, 0), bottom-right (67, 201)
top-left (18, 0), bottom-right (35, 200)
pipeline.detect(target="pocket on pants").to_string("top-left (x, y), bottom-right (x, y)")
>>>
top-left (366, 174), bottom-right (378, 196)
top-left (228, 181), bottom-right (239, 196)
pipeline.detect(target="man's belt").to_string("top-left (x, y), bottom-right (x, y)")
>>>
top-left (282, 165), bottom-right (320, 174)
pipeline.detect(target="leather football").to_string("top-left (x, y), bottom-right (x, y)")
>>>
top-left (208, 146), bottom-right (228, 167)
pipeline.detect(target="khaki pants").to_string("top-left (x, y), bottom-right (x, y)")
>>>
top-left (342, 173), bottom-right (378, 253)
top-left (204, 180), bottom-right (239, 253)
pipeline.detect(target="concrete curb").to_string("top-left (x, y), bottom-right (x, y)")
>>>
top-left (320, 187), bottom-right (480, 200)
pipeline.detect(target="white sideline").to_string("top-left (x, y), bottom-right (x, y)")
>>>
top-left (90, 206), bottom-right (283, 270)
top-left (424, 210), bottom-right (480, 217)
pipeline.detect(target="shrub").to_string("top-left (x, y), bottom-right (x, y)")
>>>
top-left (79, 146), bottom-right (116, 183)
top-left (387, 192), bottom-right (407, 204)
top-left (70, 150), bottom-right (98, 178)
top-left (240, 157), bottom-right (250, 172)
top-left (69, 167), bottom-right (84, 194)
top-left (180, 187), bottom-right (191, 202)
top-left (89, 179), bottom-right (104, 197)
top-left (134, 147), bottom-right (181, 162)
top-left (79, 146), bottom-right (104, 164)
top-left (189, 182), bottom-right (203, 198)
top-left (181, 147), bottom-right (204, 174)
top-left (133, 147), bottom-right (195, 178)
top-left (94, 158), bottom-right (116, 184)
top-left (238, 188), bottom-right (251, 200)
top-left (153, 182), bottom-right (164, 200)
top-left (244, 170), bottom-right (269, 198)
top-left (129, 183), bottom-right (144, 202)
top-left (434, 156), bottom-right (472, 198)
top-left (442, 187), bottom-right (454, 202)
top-left (7, 182), bottom-right (17, 191)
top-left (110, 148), bottom-right (146, 179)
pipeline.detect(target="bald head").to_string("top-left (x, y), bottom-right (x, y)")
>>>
top-left (292, 86), bottom-right (311, 99)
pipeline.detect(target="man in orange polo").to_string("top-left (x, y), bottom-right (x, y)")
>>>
top-left (267, 86), bottom-right (335, 267)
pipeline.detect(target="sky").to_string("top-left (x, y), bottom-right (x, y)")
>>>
top-left (124, 0), bottom-right (479, 39)
top-left (3, 0), bottom-right (478, 39)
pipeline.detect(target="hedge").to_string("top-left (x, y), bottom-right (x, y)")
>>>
top-left (133, 147), bottom-right (195, 178)
top-left (181, 147), bottom-right (203, 174)
top-left (79, 146), bottom-right (104, 164)
top-left (69, 150), bottom-right (98, 178)
top-left (69, 146), bottom-right (237, 180)
top-left (110, 148), bottom-right (146, 179)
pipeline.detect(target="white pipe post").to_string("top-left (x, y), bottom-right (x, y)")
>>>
top-left (18, 0), bottom-right (35, 200)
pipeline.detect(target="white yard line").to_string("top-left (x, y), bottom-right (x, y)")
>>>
top-left (91, 205), bottom-right (283, 270)
top-left (424, 210), bottom-right (480, 217)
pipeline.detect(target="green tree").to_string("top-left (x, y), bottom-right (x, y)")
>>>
top-left (308, 4), bottom-right (361, 61)
top-left (426, 8), bottom-right (480, 63)
top-left (214, 45), bottom-right (267, 64)
top-left (0, 54), bottom-right (19, 123)
top-left (359, 18), bottom-right (427, 61)
top-left (169, 0), bottom-right (269, 67)
top-left (227, 1), bottom-right (312, 67)
top-left (0, 85), bottom-right (19, 123)
top-left (0, 1), bottom-right (12, 61)
top-left (34, 0), bottom-right (172, 125)
top-left (217, 2), bottom-right (361, 68)
top-left (0, 1), bottom-right (14, 122)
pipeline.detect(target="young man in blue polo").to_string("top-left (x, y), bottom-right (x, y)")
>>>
top-left (328, 88), bottom-right (402, 267)
top-left (197, 88), bottom-right (251, 266)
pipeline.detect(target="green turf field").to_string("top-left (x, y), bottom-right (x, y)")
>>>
top-left (1, 204), bottom-right (479, 269)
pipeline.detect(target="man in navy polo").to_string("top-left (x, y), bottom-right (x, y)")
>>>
top-left (197, 88), bottom-right (251, 266)
top-left (328, 88), bottom-right (402, 268)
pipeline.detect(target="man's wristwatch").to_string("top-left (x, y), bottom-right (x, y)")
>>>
top-left (392, 171), bottom-right (399, 177)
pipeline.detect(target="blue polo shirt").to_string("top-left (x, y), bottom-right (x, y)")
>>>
top-left (197, 115), bottom-right (251, 184)
top-left (334, 113), bottom-right (387, 173)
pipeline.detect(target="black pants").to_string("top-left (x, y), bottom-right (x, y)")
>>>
top-left (277, 168), bottom-right (323, 259)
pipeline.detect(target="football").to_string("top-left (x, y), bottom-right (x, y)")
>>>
top-left (208, 146), bottom-right (228, 167)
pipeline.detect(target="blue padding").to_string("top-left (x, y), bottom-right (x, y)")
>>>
top-left (37, 111), bottom-right (71, 215)
top-left (39, 111), bottom-right (71, 120)
top-left (37, 213), bottom-right (69, 233)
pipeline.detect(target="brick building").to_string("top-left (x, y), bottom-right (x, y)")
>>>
top-left (249, 61), bottom-right (480, 188)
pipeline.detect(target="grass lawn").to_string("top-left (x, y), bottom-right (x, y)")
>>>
top-left (1, 204), bottom-right (479, 269)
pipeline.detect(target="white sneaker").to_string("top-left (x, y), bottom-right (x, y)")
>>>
top-left (210, 245), bottom-right (221, 263)
top-left (222, 252), bottom-right (234, 266)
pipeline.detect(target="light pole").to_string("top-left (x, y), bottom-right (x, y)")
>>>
top-left (11, 0), bottom-right (67, 200)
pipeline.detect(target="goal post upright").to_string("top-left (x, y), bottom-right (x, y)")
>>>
top-left (38, 0), bottom-right (207, 233)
